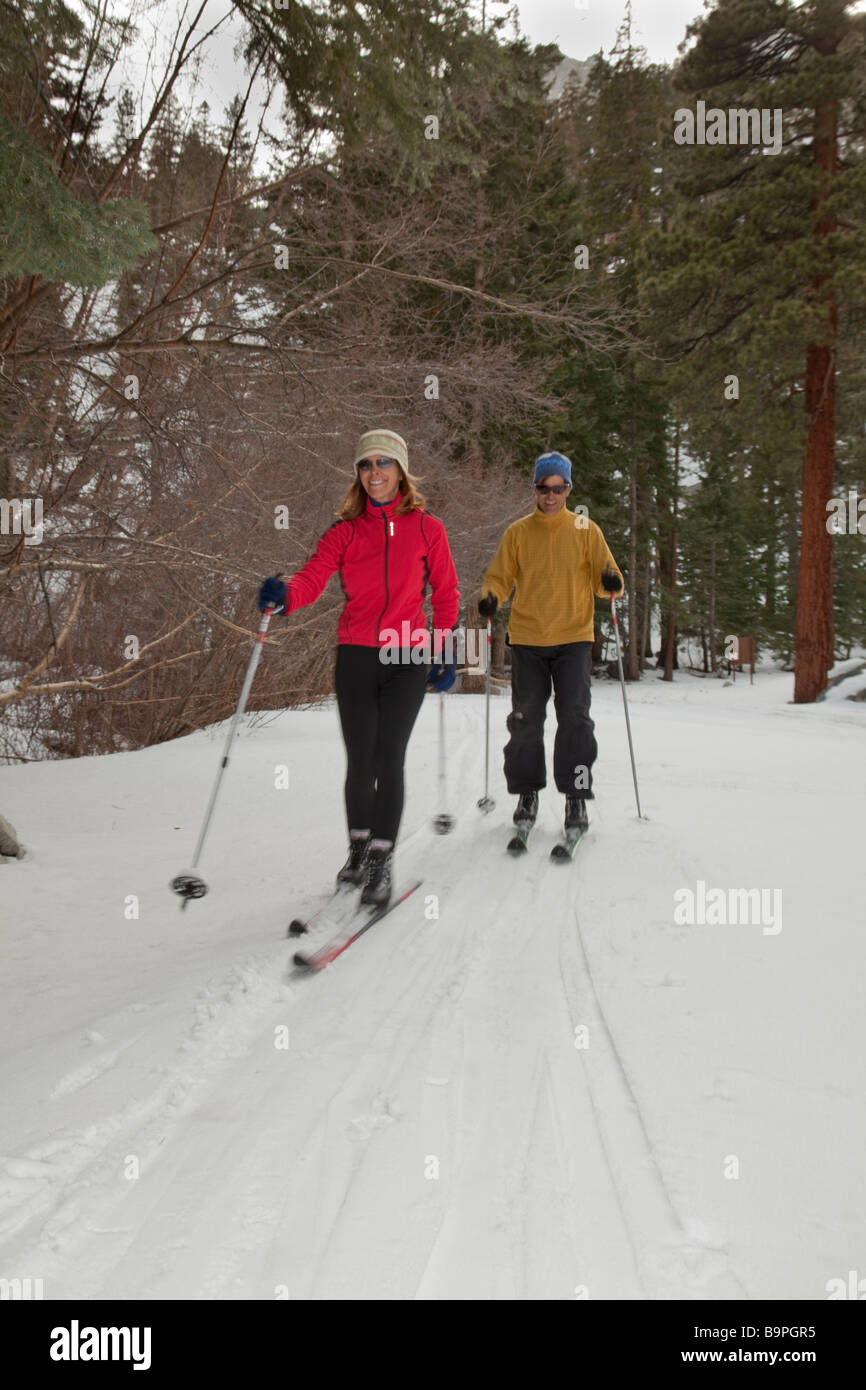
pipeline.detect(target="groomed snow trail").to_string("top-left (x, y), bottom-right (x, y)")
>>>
top-left (1, 673), bottom-right (863, 1299)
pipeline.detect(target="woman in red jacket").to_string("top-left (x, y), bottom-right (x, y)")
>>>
top-left (259, 429), bottom-right (459, 907)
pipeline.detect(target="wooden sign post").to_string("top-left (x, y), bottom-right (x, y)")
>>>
top-left (728, 635), bottom-right (756, 684)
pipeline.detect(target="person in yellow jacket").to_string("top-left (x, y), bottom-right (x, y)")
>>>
top-left (479, 451), bottom-right (624, 836)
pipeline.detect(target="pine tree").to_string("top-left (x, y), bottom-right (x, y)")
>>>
top-left (0, 112), bottom-right (155, 285)
top-left (642, 0), bottom-right (866, 701)
top-left (553, 18), bottom-right (677, 676)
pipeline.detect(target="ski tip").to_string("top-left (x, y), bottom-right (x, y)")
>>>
top-left (287, 919), bottom-right (307, 937)
top-left (550, 833), bottom-right (584, 861)
top-left (291, 879), bottom-right (423, 975)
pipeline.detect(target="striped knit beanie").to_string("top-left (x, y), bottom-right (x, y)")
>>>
top-left (533, 451), bottom-right (572, 485)
top-left (354, 429), bottom-right (409, 472)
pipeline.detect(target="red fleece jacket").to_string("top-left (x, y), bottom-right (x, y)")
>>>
top-left (286, 498), bottom-right (459, 649)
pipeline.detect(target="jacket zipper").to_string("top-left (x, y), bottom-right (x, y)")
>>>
top-left (376, 510), bottom-right (391, 641)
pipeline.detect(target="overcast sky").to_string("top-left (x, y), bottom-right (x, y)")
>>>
top-left (513, 0), bottom-right (702, 63)
top-left (101, 1), bottom-right (706, 132)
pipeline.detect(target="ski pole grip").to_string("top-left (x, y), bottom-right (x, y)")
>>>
top-left (258, 570), bottom-right (288, 636)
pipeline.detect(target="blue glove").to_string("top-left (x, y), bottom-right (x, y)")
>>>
top-left (258, 576), bottom-right (288, 613)
top-left (427, 661), bottom-right (456, 693)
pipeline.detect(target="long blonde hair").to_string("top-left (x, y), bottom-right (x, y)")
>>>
top-left (337, 466), bottom-right (427, 519)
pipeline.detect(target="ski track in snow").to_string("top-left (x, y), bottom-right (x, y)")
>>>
top-left (0, 833), bottom-right (730, 1298)
top-left (1, 679), bottom-right (863, 1299)
top-left (556, 832), bottom-right (747, 1300)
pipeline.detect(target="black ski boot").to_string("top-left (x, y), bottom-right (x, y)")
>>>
top-left (360, 843), bottom-right (393, 907)
top-left (337, 832), bottom-right (370, 887)
top-left (513, 790), bottom-right (539, 827)
top-left (564, 796), bottom-right (589, 832)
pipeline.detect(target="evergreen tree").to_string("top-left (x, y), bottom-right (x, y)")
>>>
top-left (0, 112), bottom-right (155, 285)
top-left (553, 18), bottom-right (677, 676)
top-left (642, 0), bottom-right (866, 701)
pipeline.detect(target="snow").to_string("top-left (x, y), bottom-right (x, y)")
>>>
top-left (1, 666), bottom-right (864, 1300)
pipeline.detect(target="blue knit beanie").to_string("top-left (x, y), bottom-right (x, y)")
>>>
top-left (533, 451), bottom-right (572, 486)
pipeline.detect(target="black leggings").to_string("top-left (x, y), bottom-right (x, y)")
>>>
top-left (335, 645), bottom-right (429, 844)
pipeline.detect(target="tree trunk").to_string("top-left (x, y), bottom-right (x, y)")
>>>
top-left (708, 540), bottom-right (717, 672)
top-left (794, 84), bottom-right (838, 702)
top-left (765, 474), bottom-right (776, 622)
top-left (662, 422), bottom-right (680, 682)
top-left (794, 329), bottom-right (836, 699)
top-left (639, 555), bottom-right (651, 670)
top-left (626, 455), bottom-right (639, 680)
top-left (662, 525), bottom-right (678, 681)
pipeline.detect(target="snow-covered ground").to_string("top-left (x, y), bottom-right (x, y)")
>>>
top-left (1, 665), bottom-right (864, 1300)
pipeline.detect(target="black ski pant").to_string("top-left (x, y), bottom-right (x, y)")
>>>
top-left (504, 642), bottom-right (597, 797)
top-left (335, 644), bottom-right (428, 844)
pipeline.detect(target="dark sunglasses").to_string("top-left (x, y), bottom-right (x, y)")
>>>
top-left (536, 482), bottom-right (569, 495)
top-left (359, 456), bottom-right (397, 471)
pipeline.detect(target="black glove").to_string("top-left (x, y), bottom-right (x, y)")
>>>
top-left (258, 575), bottom-right (288, 613)
top-left (600, 568), bottom-right (622, 595)
top-left (478, 592), bottom-right (498, 619)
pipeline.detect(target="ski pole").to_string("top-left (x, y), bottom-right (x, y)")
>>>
top-left (477, 617), bottom-right (495, 813)
top-left (432, 691), bottom-right (455, 834)
top-left (171, 605), bottom-right (276, 907)
top-left (610, 595), bottom-right (644, 820)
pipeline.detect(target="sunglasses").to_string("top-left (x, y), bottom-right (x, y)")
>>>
top-left (536, 482), bottom-right (569, 495)
top-left (358, 456), bottom-right (398, 471)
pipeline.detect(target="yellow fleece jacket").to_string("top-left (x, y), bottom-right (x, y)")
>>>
top-left (482, 507), bottom-right (624, 646)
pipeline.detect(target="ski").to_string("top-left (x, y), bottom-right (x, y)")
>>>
top-left (286, 884), bottom-right (358, 938)
top-left (550, 827), bottom-right (585, 862)
top-left (506, 823), bottom-right (535, 855)
top-left (292, 880), bottom-right (423, 972)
